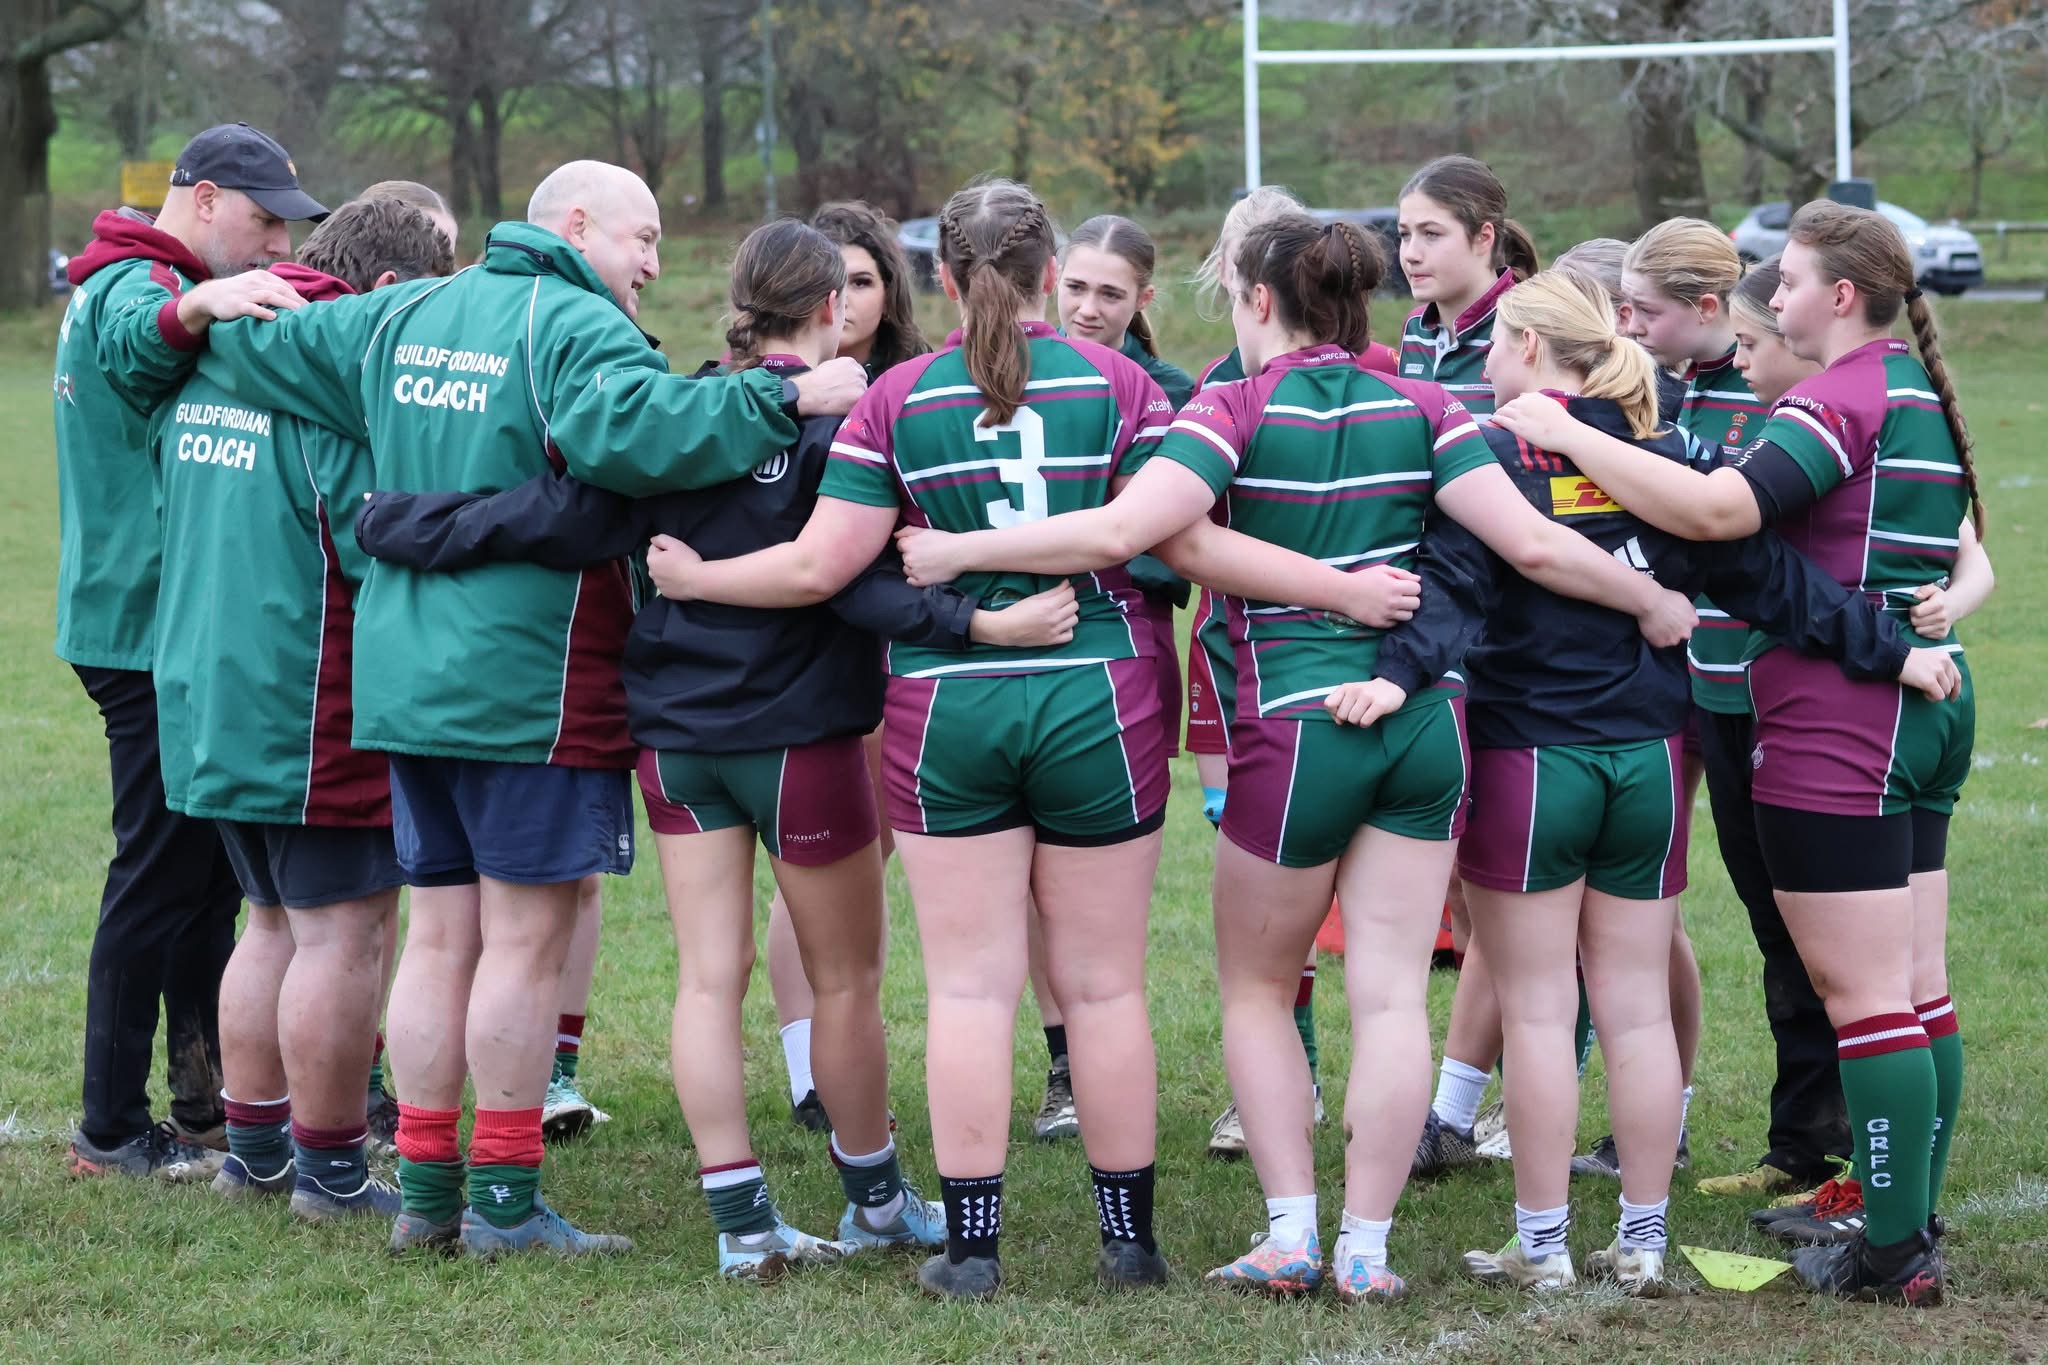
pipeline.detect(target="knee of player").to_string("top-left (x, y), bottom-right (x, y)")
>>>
top-left (804, 962), bottom-right (884, 1002)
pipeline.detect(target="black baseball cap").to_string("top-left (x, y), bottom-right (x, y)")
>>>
top-left (170, 123), bottom-right (329, 221)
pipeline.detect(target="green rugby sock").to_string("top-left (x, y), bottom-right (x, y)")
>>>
top-left (223, 1095), bottom-right (292, 1180)
top-left (833, 1138), bottom-right (907, 1224)
top-left (469, 1106), bottom-right (544, 1228)
top-left (1918, 996), bottom-right (1963, 1213)
top-left (703, 1160), bottom-right (778, 1237)
top-left (1573, 979), bottom-right (1595, 1077)
top-left (468, 1163), bottom-right (542, 1228)
top-left (397, 1157), bottom-right (466, 1223)
top-left (1294, 965), bottom-right (1319, 1081)
top-left (1836, 1014), bottom-right (1937, 1245)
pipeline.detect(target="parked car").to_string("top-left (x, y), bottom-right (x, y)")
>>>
top-left (898, 215), bottom-right (939, 289)
top-left (1730, 200), bottom-right (1983, 295)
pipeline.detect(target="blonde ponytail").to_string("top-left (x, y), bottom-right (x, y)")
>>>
top-left (1583, 329), bottom-right (1663, 439)
top-left (1497, 270), bottom-right (1663, 439)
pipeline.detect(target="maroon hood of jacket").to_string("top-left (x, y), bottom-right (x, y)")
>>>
top-left (68, 209), bottom-right (212, 288)
top-left (270, 261), bottom-right (357, 304)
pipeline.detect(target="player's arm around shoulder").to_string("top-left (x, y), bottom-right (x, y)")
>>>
top-left (530, 283), bottom-right (802, 497)
top-left (92, 260), bottom-right (207, 415)
top-left (201, 288), bottom-right (402, 439)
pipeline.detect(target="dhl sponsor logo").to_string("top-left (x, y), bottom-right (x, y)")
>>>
top-left (1549, 475), bottom-right (1622, 516)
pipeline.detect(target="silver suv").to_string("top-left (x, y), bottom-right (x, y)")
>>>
top-left (1730, 201), bottom-right (1983, 296)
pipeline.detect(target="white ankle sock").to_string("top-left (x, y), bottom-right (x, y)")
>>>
top-left (1679, 1084), bottom-right (1694, 1132)
top-left (1335, 1209), bottom-right (1391, 1267)
top-left (1432, 1058), bottom-right (1489, 1132)
top-left (779, 1019), bottom-right (814, 1105)
top-left (1265, 1194), bottom-right (1317, 1251)
top-left (1618, 1196), bottom-right (1669, 1252)
top-left (1514, 1202), bottom-right (1571, 1261)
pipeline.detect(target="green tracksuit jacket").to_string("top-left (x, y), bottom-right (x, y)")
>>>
top-left (198, 221), bottom-right (802, 767)
top-left (52, 209), bottom-right (213, 668)
top-left (153, 262), bottom-right (390, 826)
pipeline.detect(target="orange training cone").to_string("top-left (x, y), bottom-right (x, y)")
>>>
top-left (1316, 898), bottom-right (1345, 955)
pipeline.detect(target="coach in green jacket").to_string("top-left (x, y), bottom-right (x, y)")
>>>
top-left (197, 159), bottom-right (867, 1257)
top-left (55, 122), bottom-right (322, 1183)
top-left (155, 194), bottom-right (460, 1219)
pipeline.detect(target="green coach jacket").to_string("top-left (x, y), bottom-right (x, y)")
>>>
top-left (197, 221), bottom-right (803, 768)
top-left (52, 210), bottom-right (212, 669)
top-left (153, 262), bottom-right (390, 827)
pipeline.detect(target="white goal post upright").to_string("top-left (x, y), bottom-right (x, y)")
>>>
top-left (1242, 0), bottom-right (1853, 192)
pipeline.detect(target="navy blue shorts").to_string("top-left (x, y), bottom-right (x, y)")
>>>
top-left (216, 820), bottom-right (404, 910)
top-left (388, 756), bottom-right (634, 886)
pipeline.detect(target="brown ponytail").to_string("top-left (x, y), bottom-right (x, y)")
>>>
top-left (1498, 220), bottom-right (1541, 282)
top-left (1400, 155), bottom-right (1541, 281)
top-left (938, 179), bottom-right (1056, 426)
top-left (724, 218), bottom-right (846, 372)
top-left (1233, 214), bottom-right (1383, 354)
top-left (1905, 294), bottom-right (1984, 538)
top-left (1788, 201), bottom-right (1985, 538)
top-left (1497, 270), bottom-right (1663, 439)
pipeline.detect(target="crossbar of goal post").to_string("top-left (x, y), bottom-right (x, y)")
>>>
top-left (1242, 0), bottom-right (1853, 192)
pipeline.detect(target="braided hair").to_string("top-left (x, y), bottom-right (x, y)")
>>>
top-left (1232, 213), bottom-right (1384, 356)
top-left (936, 179), bottom-right (1056, 426)
top-left (1788, 201), bottom-right (1984, 538)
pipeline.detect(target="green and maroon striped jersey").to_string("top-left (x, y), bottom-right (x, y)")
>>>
top-left (817, 320), bottom-right (1171, 678)
top-left (1197, 349), bottom-right (1245, 391)
top-left (1678, 347), bottom-right (1768, 713)
top-left (151, 266), bottom-right (387, 826)
top-left (1739, 338), bottom-right (1968, 642)
top-left (1189, 343), bottom-right (1405, 673)
top-left (1152, 345), bottom-right (1496, 723)
top-left (1396, 270), bottom-right (1516, 418)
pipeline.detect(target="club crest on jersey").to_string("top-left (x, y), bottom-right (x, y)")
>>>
top-left (1549, 476), bottom-right (1621, 516)
top-left (1724, 411), bottom-right (1750, 447)
top-left (752, 452), bottom-right (790, 483)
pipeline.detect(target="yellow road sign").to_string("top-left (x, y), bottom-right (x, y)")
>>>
top-left (121, 161), bottom-right (176, 209)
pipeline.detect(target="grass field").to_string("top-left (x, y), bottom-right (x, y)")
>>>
top-left (1, 269), bottom-right (2045, 1363)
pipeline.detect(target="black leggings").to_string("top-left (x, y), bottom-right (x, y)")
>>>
top-left (1755, 802), bottom-right (1951, 894)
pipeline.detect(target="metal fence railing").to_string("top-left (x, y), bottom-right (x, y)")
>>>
top-left (1962, 222), bottom-right (2048, 261)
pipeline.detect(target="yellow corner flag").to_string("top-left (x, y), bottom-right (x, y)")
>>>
top-left (1679, 1245), bottom-right (1794, 1291)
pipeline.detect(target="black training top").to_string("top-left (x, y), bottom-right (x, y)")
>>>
top-left (355, 355), bottom-right (978, 754)
top-left (1392, 394), bottom-right (1911, 751)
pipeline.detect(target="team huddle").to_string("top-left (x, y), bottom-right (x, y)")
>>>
top-left (50, 120), bottom-right (1984, 1309)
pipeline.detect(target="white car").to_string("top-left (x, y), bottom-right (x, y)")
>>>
top-left (1730, 201), bottom-right (1983, 295)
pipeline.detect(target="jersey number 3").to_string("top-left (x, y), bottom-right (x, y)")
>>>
top-left (979, 407), bottom-right (1049, 528)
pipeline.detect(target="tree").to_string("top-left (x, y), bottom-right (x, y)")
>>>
top-left (1699, 0), bottom-right (2038, 204)
top-left (776, 0), bottom-right (957, 216)
top-left (573, 0), bottom-right (719, 200)
top-left (3, 0), bottom-right (148, 310)
top-left (356, 0), bottom-right (583, 221)
top-left (694, 0), bottom-right (754, 210)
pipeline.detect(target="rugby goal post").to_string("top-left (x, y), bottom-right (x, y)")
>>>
top-left (1241, 0), bottom-right (1853, 192)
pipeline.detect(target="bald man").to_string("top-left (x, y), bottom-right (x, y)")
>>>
top-left (195, 159), bottom-right (867, 1257)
